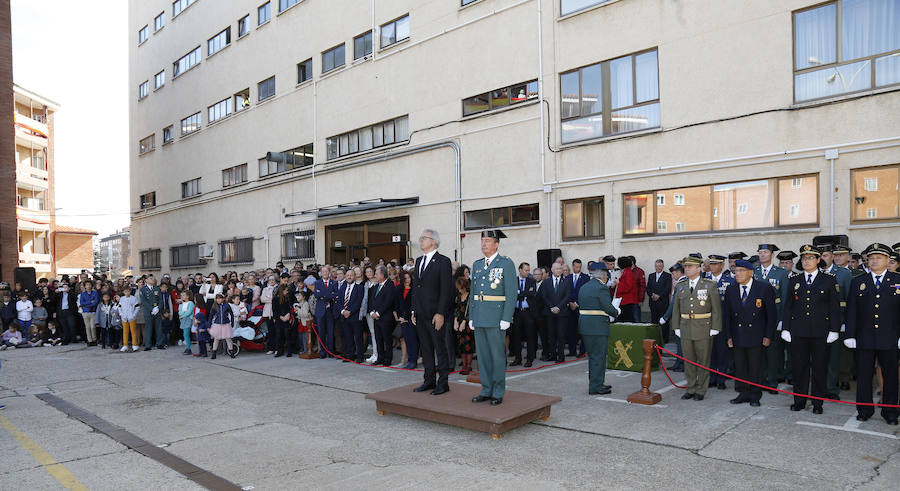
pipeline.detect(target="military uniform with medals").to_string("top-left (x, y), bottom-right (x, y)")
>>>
top-left (705, 255), bottom-right (736, 390)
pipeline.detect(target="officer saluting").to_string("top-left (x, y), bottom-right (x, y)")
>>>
top-left (844, 243), bottom-right (900, 424)
top-left (469, 230), bottom-right (518, 406)
top-left (781, 245), bottom-right (841, 414)
top-left (671, 254), bottom-right (722, 401)
top-left (577, 261), bottom-right (620, 395)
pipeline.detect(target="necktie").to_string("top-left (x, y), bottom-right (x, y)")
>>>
top-left (376, 283), bottom-right (382, 295)
top-left (807, 274), bottom-right (812, 286)
top-left (690, 281), bottom-right (694, 294)
top-left (517, 279), bottom-right (524, 309)
top-left (420, 257), bottom-right (425, 277)
top-left (554, 277), bottom-right (558, 292)
top-left (741, 285), bottom-right (747, 302)
top-left (344, 284), bottom-right (352, 309)
top-left (875, 275), bottom-right (882, 288)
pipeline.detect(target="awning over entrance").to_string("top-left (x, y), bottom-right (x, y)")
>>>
top-left (288, 197), bottom-right (419, 218)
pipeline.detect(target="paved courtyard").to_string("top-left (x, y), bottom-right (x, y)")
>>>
top-left (1, 343), bottom-right (898, 490)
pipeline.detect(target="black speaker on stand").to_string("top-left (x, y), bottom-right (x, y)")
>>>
top-left (14, 267), bottom-right (37, 293)
top-left (536, 248), bottom-right (562, 271)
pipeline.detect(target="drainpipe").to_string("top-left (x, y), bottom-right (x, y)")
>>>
top-left (825, 148), bottom-right (838, 235)
top-left (536, 0), bottom-right (551, 248)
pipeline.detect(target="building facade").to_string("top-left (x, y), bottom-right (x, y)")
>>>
top-left (128, 0), bottom-right (900, 275)
top-left (98, 227), bottom-right (132, 277)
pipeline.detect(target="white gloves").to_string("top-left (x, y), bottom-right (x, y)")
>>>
top-left (897, 338), bottom-right (900, 349)
top-left (659, 317), bottom-right (666, 325)
top-left (826, 332), bottom-right (839, 344)
top-left (151, 306), bottom-right (159, 316)
top-left (674, 329), bottom-right (681, 338)
top-left (710, 330), bottom-right (719, 336)
top-left (844, 338), bottom-right (857, 349)
top-left (776, 321), bottom-right (783, 331)
top-left (780, 330), bottom-right (792, 343)
top-left (500, 320), bottom-right (510, 331)
top-left (614, 307), bottom-right (621, 317)
top-left (468, 320), bottom-right (474, 331)
top-left (840, 324), bottom-right (845, 333)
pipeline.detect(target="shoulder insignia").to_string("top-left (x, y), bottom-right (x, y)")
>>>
top-left (789, 272), bottom-right (802, 278)
top-left (676, 277), bottom-right (688, 283)
top-left (823, 271), bottom-right (834, 277)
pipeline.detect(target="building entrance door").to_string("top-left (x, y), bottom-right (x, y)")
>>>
top-left (326, 217), bottom-right (408, 265)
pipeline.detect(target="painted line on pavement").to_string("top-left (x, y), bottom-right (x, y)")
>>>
top-left (507, 358), bottom-right (588, 380)
top-left (0, 413), bottom-right (88, 490)
top-left (795, 418), bottom-right (897, 439)
top-left (657, 381), bottom-right (688, 394)
top-left (594, 396), bottom-right (668, 408)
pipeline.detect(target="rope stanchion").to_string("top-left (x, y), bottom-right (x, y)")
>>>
top-left (654, 344), bottom-right (900, 408)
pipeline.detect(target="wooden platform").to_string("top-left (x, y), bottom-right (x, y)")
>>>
top-left (365, 383), bottom-right (562, 439)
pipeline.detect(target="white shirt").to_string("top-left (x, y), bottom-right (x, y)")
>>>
top-left (738, 280), bottom-right (752, 297)
top-left (760, 265), bottom-right (771, 278)
top-left (689, 277), bottom-right (699, 291)
top-left (484, 251), bottom-right (499, 267)
top-left (420, 250), bottom-right (437, 275)
top-left (871, 270), bottom-right (887, 286)
top-left (803, 270), bottom-right (818, 285)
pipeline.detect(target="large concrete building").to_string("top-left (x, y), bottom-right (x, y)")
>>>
top-left (128, 0), bottom-right (900, 275)
top-left (98, 227), bottom-right (132, 277)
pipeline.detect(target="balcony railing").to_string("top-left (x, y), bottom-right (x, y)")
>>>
top-left (16, 196), bottom-right (46, 210)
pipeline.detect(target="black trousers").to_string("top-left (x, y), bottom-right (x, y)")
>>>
top-left (649, 299), bottom-right (669, 342)
top-left (444, 322), bottom-right (457, 365)
top-left (374, 321), bottom-right (394, 364)
top-left (416, 319), bottom-right (450, 388)
top-left (58, 310), bottom-right (77, 343)
top-left (733, 345), bottom-right (765, 402)
top-left (535, 313), bottom-right (548, 357)
top-left (790, 336), bottom-right (828, 408)
top-left (545, 315), bottom-right (568, 360)
top-left (272, 320), bottom-right (296, 355)
top-left (339, 316), bottom-right (362, 359)
top-left (512, 309), bottom-right (537, 362)
top-left (856, 348), bottom-right (899, 420)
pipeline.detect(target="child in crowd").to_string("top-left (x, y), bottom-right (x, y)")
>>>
top-left (32, 297), bottom-right (48, 332)
top-left (0, 323), bottom-right (23, 349)
top-left (96, 292), bottom-right (122, 349)
top-left (194, 311), bottom-right (210, 357)
top-left (1, 293), bottom-right (15, 332)
top-left (26, 323), bottom-right (50, 347)
top-left (46, 320), bottom-right (62, 346)
top-left (208, 294), bottom-right (235, 360)
top-left (15, 291), bottom-right (33, 335)
top-left (178, 290), bottom-right (195, 355)
top-left (230, 294), bottom-right (247, 332)
top-left (294, 290), bottom-right (312, 353)
top-left (118, 286), bottom-right (141, 352)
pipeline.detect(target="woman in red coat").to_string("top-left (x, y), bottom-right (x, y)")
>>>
top-left (615, 256), bottom-right (639, 322)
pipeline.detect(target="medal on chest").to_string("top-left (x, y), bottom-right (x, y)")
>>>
top-left (697, 289), bottom-right (708, 306)
top-left (488, 267), bottom-right (503, 289)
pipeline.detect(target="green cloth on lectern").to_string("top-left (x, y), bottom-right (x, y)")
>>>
top-left (607, 322), bottom-right (663, 372)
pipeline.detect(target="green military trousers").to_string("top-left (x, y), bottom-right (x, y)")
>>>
top-left (582, 334), bottom-right (609, 393)
top-left (474, 326), bottom-right (507, 399)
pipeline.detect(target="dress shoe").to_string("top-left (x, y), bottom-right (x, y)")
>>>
top-left (430, 386), bottom-right (449, 396)
top-left (681, 393), bottom-right (695, 400)
top-left (827, 393), bottom-right (841, 401)
top-left (414, 383), bottom-right (436, 393)
top-left (766, 388), bottom-right (779, 394)
top-left (143, 347), bottom-right (152, 351)
top-left (790, 404), bottom-right (805, 412)
top-left (599, 384), bottom-right (611, 390)
top-left (886, 418), bottom-right (899, 426)
top-left (840, 381), bottom-right (851, 391)
top-left (729, 397), bottom-right (745, 404)
top-left (509, 359), bottom-right (522, 367)
top-left (749, 401), bottom-right (760, 407)
top-left (717, 383), bottom-right (727, 390)
top-left (694, 394), bottom-right (704, 401)
top-left (274, 352), bottom-right (283, 358)
top-left (589, 387), bottom-right (612, 395)
top-left (523, 360), bottom-right (533, 368)
top-left (286, 353), bottom-right (293, 357)
top-left (157, 345), bottom-right (166, 350)
top-left (670, 365), bottom-right (684, 372)
top-left (403, 362), bottom-right (416, 369)
top-left (812, 407), bottom-right (823, 415)
top-left (472, 395), bottom-right (491, 403)
top-left (856, 414), bottom-right (871, 421)
top-left (211, 351), bottom-right (217, 360)
top-left (490, 398), bottom-right (503, 406)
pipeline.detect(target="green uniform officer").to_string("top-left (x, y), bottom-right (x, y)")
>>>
top-left (670, 254), bottom-right (722, 401)
top-left (469, 230), bottom-right (518, 406)
top-left (577, 261), bottom-right (620, 395)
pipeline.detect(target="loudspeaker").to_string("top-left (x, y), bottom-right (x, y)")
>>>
top-left (812, 235), bottom-right (849, 248)
top-left (14, 267), bottom-right (37, 293)
top-left (536, 248), bottom-right (562, 270)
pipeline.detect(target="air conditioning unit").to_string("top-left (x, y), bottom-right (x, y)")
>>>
top-left (198, 244), bottom-right (215, 260)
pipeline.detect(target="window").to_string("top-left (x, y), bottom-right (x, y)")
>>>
top-left (297, 58), bottom-right (313, 83)
top-left (163, 125), bottom-right (173, 144)
top-left (865, 177), bottom-right (879, 191)
top-left (380, 14), bottom-right (410, 48)
top-left (138, 81), bottom-right (149, 99)
top-left (139, 134), bottom-right (155, 155)
top-left (154, 71), bottom-right (165, 89)
top-left (561, 48), bottom-right (659, 143)
top-left (673, 193), bottom-right (685, 206)
top-left (793, 1), bottom-right (900, 102)
top-left (464, 204), bottom-right (539, 230)
top-left (258, 76), bottom-right (276, 101)
top-left (238, 15), bottom-right (250, 37)
top-left (220, 238), bottom-right (254, 264)
top-left (462, 0), bottom-right (479, 5)
top-left (326, 116), bottom-right (409, 160)
top-left (259, 143), bottom-right (313, 177)
top-left (258, 2), bottom-right (271, 25)
top-left (852, 165), bottom-right (900, 221)
top-left (792, 177), bottom-right (802, 189)
top-left (222, 163), bottom-right (248, 187)
top-left (624, 174), bottom-right (819, 236)
top-left (322, 44), bottom-right (345, 73)
top-left (656, 194), bottom-right (666, 206)
top-left (182, 178), bottom-right (201, 198)
top-left (181, 112), bottom-right (201, 136)
top-left (462, 80), bottom-right (538, 116)
top-left (282, 230), bottom-right (314, 259)
top-left (234, 88), bottom-right (250, 111)
top-left (154, 12), bottom-right (165, 31)
top-left (141, 249), bottom-right (161, 270)
top-left (208, 98), bottom-right (233, 123)
top-left (170, 244), bottom-right (202, 268)
top-left (562, 196), bottom-right (604, 240)
top-left (354, 31), bottom-right (373, 60)
top-left (172, 0), bottom-right (195, 17)
top-left (138, 25), bottom-right (148, 44)
top-left (208, 27), bottom-right (231, 56)
top-left (561, 0), bottom-right (613, 16)
top-left (173, 46), bottom-right (201, 77)
top-left (140, 192), bottom-right (156, 209)
top-left (279, 0), bottom-right (300, 12)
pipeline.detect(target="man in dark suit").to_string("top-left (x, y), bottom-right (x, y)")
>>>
top-left (369, 265), bottom-right (396, 366)
top-left (338, 269), bottom-right (365, 363)
top-left (314, 265), bottom-right (340, 359)
top-left (844, 243), bottom-right (900, 424)
top-left (647, 259), bottom-right (672, 342)
top-left (410, 229), bottom-right (454, 395)
top-left (782, 245), bottom-right (841, 414)
top-left (531, 267), bottom-right (549, 361)
top-left (724, 260), bottom-right (777, 407)
top-left (540, 262), bottom-right (572, 362)
top-left (566, 259), bottom-right (590, 357)
top-left (55, 282), bottom-right (80, 344)
top-left (511, 262), bottom-right (538, 367)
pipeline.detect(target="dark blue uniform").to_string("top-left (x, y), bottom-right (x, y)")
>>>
top-left (723, 279), bottom-right (777, 403)
top-left (706, 272), bottom-right (736, 388)
top-left (783, 271), bottom-right (840, 410)
top-left (846, 271), bottom-right (900, 421)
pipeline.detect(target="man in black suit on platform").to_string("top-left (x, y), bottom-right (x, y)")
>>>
top-left (540, 262), bottom-right (572, 362)
top-left (411, 229), bottom-right (454, 396)
top-left (647, 259), bottom-right (672, 342)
